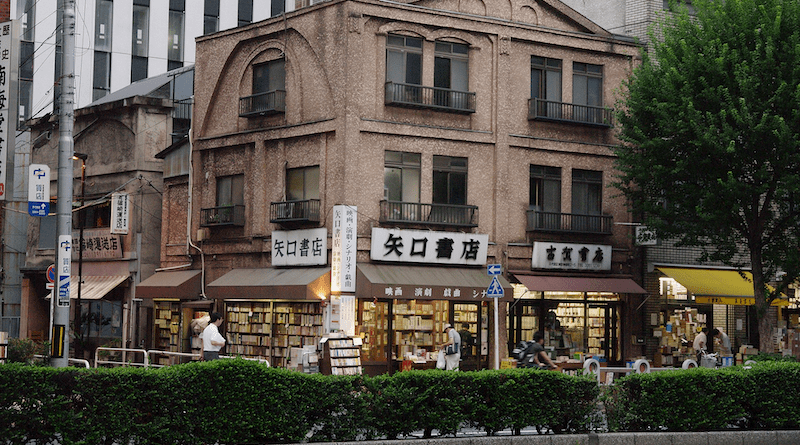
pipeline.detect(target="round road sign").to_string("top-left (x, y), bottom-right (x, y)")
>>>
top-left (46, 264), bottom-right (56, 283)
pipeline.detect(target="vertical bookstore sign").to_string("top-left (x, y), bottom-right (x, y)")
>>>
top-left (110, 193), bottom-right (129, 234)
top-left (0, 21), bottom-right (13, 200)
top-left (331, 205), bottom-right (356, 293)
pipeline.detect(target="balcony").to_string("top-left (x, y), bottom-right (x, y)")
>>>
top-left (171, 98), bottom-right (192, 143)
top-left (270, 199), bottom-right (321, 226)
top-left (239, 90), bottom-right (286, 117)
top-left (201, 205), bottom-right (245, 227)
top-left (385, 82), bottom-right (475, 114)
top-left (528, 98), bottom-right (613, 127)
top-left (379, 200), bottom-right (478, 228)
top-left (526, 208), bottom-right (612, 235)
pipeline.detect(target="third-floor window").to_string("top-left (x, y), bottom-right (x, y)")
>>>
top-left (573, 62), bottom-right (603, 109)
top-left (384, 151), bottom-right (420, 202)
top-left (530, 165), bottom-right (561, 213)
top-left (433, 155), bottom-right (467, 206)
top-left (530, 56), bottom-right (562, 102)
top-left (571, 169), bottom-right (602, 215)
top-left (253, 59), bottom-right (286, 95)
top-left (287, 166), bottom-right (319, 201)
top-left (386, 34), bottom-right (422, 86)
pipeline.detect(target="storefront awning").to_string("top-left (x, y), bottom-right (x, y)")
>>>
top-left (137, 270), bottom-right (202, 299)
top-left (206, 268), bottom-right (330, 300)
top-left (357, 263), bottom-right (514, 301)
top-left (513, 275), bottom-right (646, 294)
top-left (657, 267), bottom-right (788, 305)
top-left (71, 275), bottom-right (129, 300)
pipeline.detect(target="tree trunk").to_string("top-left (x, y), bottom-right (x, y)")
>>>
top-left (751, 265), bottom-right (775, 354)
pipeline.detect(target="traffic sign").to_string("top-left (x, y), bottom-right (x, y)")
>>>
top-left (487, 275), bottom-right (504, 298)
top-left (487, 264), bottom-right (502, 276)
top-left (46, 264), bottom-right (56, 283)
top-left (28, 164), bottom-right (50, 217)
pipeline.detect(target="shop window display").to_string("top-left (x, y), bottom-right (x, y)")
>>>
top-left (393, 299), bottom-right (449, 360)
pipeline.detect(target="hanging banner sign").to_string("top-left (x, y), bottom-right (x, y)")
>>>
top-left (331, 205), bottom-right (357, 293)
top-left (0, 21), bottom-right (14, 200)
top-left (110, 192), bottom-right (130, 234)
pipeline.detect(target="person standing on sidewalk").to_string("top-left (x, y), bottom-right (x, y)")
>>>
top-left (200, 312), bottom-right (226, 361)
top-left (439, 323), bottom-right (461, 370)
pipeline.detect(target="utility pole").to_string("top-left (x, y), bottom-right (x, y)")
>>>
top-left (51, 0), bottom-right (76, 367)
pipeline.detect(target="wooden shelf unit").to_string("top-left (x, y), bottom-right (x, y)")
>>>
top-left (322, 336), bottom-right (362, 375)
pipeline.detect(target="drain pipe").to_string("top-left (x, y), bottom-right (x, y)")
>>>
top-left (187, 126), bottom-right (207, 298)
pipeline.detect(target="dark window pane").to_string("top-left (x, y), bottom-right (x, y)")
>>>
top-left (18, 79), bottom-right (32, 127)
top-left (168, 10), bottom-right (184, 62)
top-left (131, 56), bottom-right (148, 82)
top-left (92, 51), bottom-right (111, 101)
top-left (204, 16), bottom-right (219, 35)
top-left (169, 0), bottom-right (185, 11)
top-left (205, 0), bottom-right (220, 16)
top-left (20, 41), bottom-right (34, 80)
top-left (405, 52), bottom-right (421, 85)
top-left (168, 60), bottom-right (184, 71)
top-left (95, 0), bottom-right (113, 52)
top-left (133, 0), bottom-right (150, 5)
top-left (39, 215), bottom-right (57, 249)
top-left (271, 0), bottom-right (284, 17)
top-left (132, 4), bottom-right (149, 57)
top-left (239, 0), bottom-right (253, 24)
top-left (434, 57), bottom-right (450, 89)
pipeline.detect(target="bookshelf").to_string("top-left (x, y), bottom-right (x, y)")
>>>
top-left (321, 336), bottom-right (362, 375)
top-left (359, 300), bottom-right (389, 362)
top-left (453, 303), bottom-right (479, 356)
top-left (154, 301), bottom-right (181, 359)
top-left (392, 299), bottom-right (448, 360)
top-left (225, 301), bottom-right (323, 367)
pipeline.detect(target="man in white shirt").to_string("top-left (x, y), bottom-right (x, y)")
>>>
top-left (693, 327), bottom-right (708, 360)
top-left (200, 312), bottom-right (226, 360)
top-left (711, 328), bottom-right (732, 355)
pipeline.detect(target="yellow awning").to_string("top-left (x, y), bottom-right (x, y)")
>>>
top-left (658, 267), bottom-right (788, 306)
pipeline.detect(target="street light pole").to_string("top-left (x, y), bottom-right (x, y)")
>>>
top-left (73, 153), bottom-right (87, 359)
top-left (51, 0), bottom-right (76, 368)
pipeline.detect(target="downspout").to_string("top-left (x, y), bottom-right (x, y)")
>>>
top-left (187, 126), bottom-right (207, 298)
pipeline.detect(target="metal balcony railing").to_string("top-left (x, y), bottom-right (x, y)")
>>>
top-left (270, 199), bottom-right (321, 225)
top-left (385, 82), bottom-right (476, 114)
top-left (239, 90), bottom-right (286, 117)
top-left (526, 208), bottom-right (612, 234)
top-left (379, 200), bottom-right (478, 228)
top-left (528, 98), bottom-right (613, 127)
top-left (200, 205), bottom-right (245, 227)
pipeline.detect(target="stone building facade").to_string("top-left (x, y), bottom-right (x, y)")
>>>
top-left (154, 0), bottom-right (643, 373)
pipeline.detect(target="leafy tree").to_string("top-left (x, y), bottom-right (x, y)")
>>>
top-left (614, 0), bottom-right (800, 351)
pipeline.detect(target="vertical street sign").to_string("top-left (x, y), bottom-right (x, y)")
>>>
top-left (0, 21), bottom-right (12, 200)
top-left (56, 235), bottom-right (71, 308)
top-left (28, 164), bottom-right (50, 217)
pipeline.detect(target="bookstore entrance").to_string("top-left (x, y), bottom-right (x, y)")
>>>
top-left (508, 294), bottom-right (622, 364)
top-left (356, 263), bottom-right (512, 375)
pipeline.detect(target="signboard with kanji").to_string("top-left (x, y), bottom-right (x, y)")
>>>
top-left (532, 241), bottom-right (611, 271)
top-left (331, 205), bottom-right (357, 293)
top-left (370, 228), bottom-right (488, 266)
top-left (28, 164), bottom-right (50, 216)
top-left (0, 21), bottom-right (15, 200)
top-left (110, 192), bottom-right (129, 234)
top-left (272, 228), bottom-right (327, 266)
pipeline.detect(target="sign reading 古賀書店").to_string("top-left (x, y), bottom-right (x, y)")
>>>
top-left (110, 193), bottom-right (130, 234)
top-left (370, 228), bottom-right (488, 265)
top-left (271, 228), bottom-right (327, 266)
top-left (532, 241), bottom-right (611, 271)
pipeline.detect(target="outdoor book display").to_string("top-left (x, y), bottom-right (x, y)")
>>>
top-left (393, 299), bottom-right (448, 360)
top-left (154, 301), bottom-right (181, 363)
top-left (225, 301), bottom-right (323, 368)
top-left (320, 335), bottom-right (362, 375)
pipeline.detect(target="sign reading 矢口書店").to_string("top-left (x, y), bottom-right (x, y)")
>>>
top-left (532, 241), bottom-right (611, 271)
top-left (370, 228), bottom-right (488, 266)
top-left (271, 228), bottom-right (327, 266)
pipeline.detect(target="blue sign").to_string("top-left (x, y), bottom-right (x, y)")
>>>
top-left (58, 275), bottom-right (70, 306)
top-left (28, 201), bottom-right (49, 217)
top-left (487, 264), bottom-right (501, 275)
top-left (487, 276), bottom-right (504, 298)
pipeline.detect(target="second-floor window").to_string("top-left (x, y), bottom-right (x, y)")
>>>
top-left (571, 169), bottom-right (602, 215)
top-left (433, 155), bottom-right (467, 206)
top-left (573, 62), bottom-right (603, 108)
top-left (217, 174), bottom-right (245, 208)
top-left (386, 34), bottom-right (422, 86)
top-left (253, 59), bottom-right (285, 95)
top-left (384, 151), bottom-right (420, 202)
top-left (530, 165), bottom-right (561, 213)
top-left (287, 166), bottom-right (319, 201)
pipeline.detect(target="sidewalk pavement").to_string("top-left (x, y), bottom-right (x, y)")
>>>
top-left (319, 431), bottom-right (800, 445)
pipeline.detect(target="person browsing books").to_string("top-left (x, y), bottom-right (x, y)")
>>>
top-left (200, 312), bottom-right (226, 361)
top-left (438, 323), bottom-right (461, 370)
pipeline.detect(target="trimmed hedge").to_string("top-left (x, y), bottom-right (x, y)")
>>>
top-left (604, 361), bottom-right (800, 432)
top-left (0, 361), bottom-right (596, 444)
top-left (4, 360), bottom-right (800, 444)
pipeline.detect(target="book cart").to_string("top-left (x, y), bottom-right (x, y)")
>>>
top-left (320, 335), bottom-right (362, 375)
